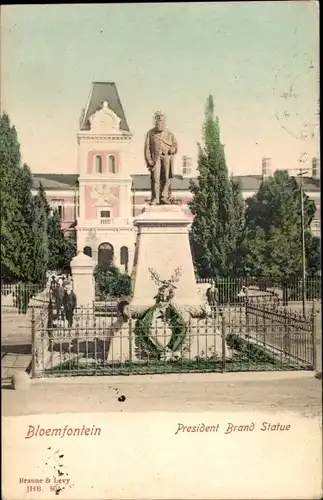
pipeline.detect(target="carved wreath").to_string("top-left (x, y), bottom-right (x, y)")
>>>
top-left (148, 267), bottom-right (182, 304)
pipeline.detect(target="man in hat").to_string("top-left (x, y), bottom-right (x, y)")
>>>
top-left (144, 111), bottom-right (178, 205)
top-left (54, 281), bottom-right (66, 322)
top-left (206, 282), bottom-right (219, 317)
top-left (63, 285), bottom-right (77, 328)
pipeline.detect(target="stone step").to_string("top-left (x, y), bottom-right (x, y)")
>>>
top-left (1, 353), bottom-right (32, 383)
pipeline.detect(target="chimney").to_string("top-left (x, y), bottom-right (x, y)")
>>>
top-left (182, 156), bottom-right (192, 176)
top-left (262, 157), bottom-right (272, 179)
top-left (312, 157), bottom-right (320, 179)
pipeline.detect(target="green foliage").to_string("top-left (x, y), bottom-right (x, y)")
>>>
top-left (0, 112), bottom-right (75, 291)
top-left (307, 236), bottom-right (321, 276)
top-left (134, 304), bottom-right (188, 358)
top-left (189, 95), bottom-right (244, 278)
top-left (94, 264), bottom-right (132, 298)
top-left (166, 306), bottom-right (188, 351)
top-left (226, 333), bottom-right (280, 364)
top-left (0, 113), bottom-right (42, 283)
top-left (134, 305), bottom-right (161, 358)
top-left (32, 183), bottom-right (49, 284)
top-left (47, 210), bottom-right (77, 272)
top-left (239, 170), bottom-right (317, 279)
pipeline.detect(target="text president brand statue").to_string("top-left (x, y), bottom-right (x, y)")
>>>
top-left (144, 111), bottom-right (178, 205)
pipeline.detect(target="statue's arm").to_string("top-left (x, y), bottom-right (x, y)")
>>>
top-left (144, 132), bottom-right (153, 166)
top-left (171, 133), bottom-right (178, 155)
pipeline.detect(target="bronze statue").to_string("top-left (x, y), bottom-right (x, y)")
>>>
top-left (144, 111), bottom-right (178, 205)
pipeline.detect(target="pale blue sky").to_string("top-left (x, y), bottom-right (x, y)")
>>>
top-left (1, 2), bottom-right (319, 176)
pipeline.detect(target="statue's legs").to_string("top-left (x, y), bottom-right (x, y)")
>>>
top-left (160, 155), bottom-right (171, 204)
top-left (150, 159), bottom-right (161, 204)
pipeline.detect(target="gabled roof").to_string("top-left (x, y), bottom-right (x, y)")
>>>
top-left (79, 82), bottom-right (130, 132)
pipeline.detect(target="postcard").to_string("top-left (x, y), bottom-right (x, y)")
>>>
top-left (1, 2), bottom-right (321, 499)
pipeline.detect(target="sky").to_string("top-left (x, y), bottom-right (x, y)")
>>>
top-left (1, 2), bottom-right (319, 177)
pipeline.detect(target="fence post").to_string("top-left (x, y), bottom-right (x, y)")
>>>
top-left (245, 297), bottom-right (250, 335)
top-left (128, 317), bottom-right (133, 374)
top-left (283, 308), bottom-right (291, 356)
top-left (220, 309), bottom-right (226, 373)
top-left (313, 301), bottom-right (322, 379)
top-left (31, 307), bottom-right (37, 378)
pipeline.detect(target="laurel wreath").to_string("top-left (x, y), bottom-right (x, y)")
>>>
top-left (134, 303), bottom-right (187, 359)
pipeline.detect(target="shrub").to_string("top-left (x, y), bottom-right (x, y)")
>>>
top-left (94, 264), bottom-right (132, 298)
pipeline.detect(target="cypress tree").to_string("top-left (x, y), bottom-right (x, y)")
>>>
top-left (189, 95), bottom-right (243, 278)
top-left (0, 114), bottom-right (34, 281)
top-left (32, 183), bottom-right (49, 284)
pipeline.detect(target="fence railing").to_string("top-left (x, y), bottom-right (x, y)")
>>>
top-left (196, 276), bottom-right (321, 304)
top-left (31, 299), bottom-right (316, 378)
top-left (244, 300), bottom-right (315, 365)
top-left (1, 282), bottom-right (49, 313)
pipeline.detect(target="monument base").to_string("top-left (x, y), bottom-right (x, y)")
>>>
top-left (128, 205), bottom-right (209, 317)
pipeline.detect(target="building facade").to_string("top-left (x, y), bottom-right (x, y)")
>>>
top-left (31, 82), bottom-right (321, 272)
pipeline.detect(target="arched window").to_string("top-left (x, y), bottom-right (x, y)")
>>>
top-left (83, 246), bottom-right (92, 257)
top-left (98, 242), bottom-right (114, 270)
top-left (95, 155), bottom-right (103, 174)
top-left (120, 246), bottom-right (129, 272)
top-left (108, 155), bottom-right (116, 173)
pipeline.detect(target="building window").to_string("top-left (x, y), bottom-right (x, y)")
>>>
top-left (98, 242), bottom-right (114, 270)
top-left (57, 205), bottom-right (64, 218)
top-left (120, 246), bottom-right (129, 273)
top-left (95, 155), bottom-right (103, 174)
top-left (108, 155), bottom-right (116, 173)
top-left (50, 199), bottom-right (65, 218)
top-left (182, 156), bottom-right (192, 176)
top-left (83, 246), bottom-right (92, 257)
top-left (311, 218), bottom-right (320, 236)
top-left (100, 210), bottom-right (111, 218)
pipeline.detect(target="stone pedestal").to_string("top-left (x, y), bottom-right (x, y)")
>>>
top-left (70, 252), bottom-right (95, 308)
top-left (129, 205), bottom-right (205, 316)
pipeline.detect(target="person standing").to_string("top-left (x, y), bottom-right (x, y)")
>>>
top-left (63, 286), bottom-right (77, 328)
top-left (206, 282), bottom-right (219, 317)
top-left (49, 276), bottom-right (57, 302)
top-left (54, 282), bottom-right (65, 322)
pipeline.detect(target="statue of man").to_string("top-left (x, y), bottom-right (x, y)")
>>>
top-left (144, 111), bottom-right (178, 205)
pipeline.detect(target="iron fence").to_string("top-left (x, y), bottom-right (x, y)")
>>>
top-left (1, 282), bottom-right (49, 313)
top-left (196, 276), bottom-right (321, 305)
top-left (244, 300), bottom-right (315, 366)
top-left (31, 299), bottom-right (315, 378)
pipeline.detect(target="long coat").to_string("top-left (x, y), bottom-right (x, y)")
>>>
top-left (144, 127), bottom-right (177, 178)
top-left (63, 291), bottom-right (77, 312)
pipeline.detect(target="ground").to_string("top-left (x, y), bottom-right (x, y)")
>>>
top-left (2, 371), bottom-right (322, 418)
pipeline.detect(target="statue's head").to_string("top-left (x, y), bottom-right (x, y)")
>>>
top-left (154, 111), bottom-right (166, 132)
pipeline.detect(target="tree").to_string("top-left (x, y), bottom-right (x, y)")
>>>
top-left (307, 236), bottom-right (321, 276)
top-left (0, 114), bottom-right (37, 282)
top-left (32, 183), bottom-right (49, 284)
top-left (47, 210), bottom-right (68, 270)
top-left (189, 95), bottom-right (243, 278)
top-left (240, 170), bottom-right (316, 279)
top-left (47, 210), bottom-right (77, 272)
top-left (94, 264), bottom-right (132, 298)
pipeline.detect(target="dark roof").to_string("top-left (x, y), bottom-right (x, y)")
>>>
top-left (79, 82), bottom-right (130, 132)
top-left (32, 174), bottom-right (78, 190)
top-left (296, 177), bottom-right (320, 191)
top-left (233, 175), bottom-right (263, 191)
top-left (31, 173), bottom-right (320, 194)
top-left (131, 174), bottom-right (191, 191)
